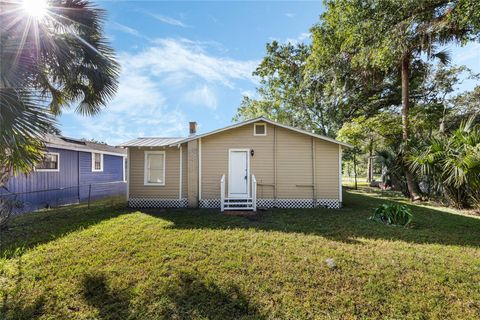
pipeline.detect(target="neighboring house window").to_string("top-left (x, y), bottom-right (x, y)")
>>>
top-left (144, 151), bottom-right (165, 186)
top-left (35, 152), bottom-right (60, 172)
top-left (254, 123), bottom-right (267, 136)
top-left (92, 152), bottom-right (103, 172)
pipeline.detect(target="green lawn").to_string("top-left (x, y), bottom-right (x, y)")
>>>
top-left (1, 189), bottom-right (480, 319)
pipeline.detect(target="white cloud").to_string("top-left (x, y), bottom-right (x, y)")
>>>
top-left (123, 38), bottom-right (258, 88)
top-left (270, 32), bottom-right (311, 45)
top-left (184, 85), bottom-right (218, 109)
top-left (451, 42), bottom-right (480, 65)
top-left (60, 38), bottom-right (258, 144)
top-left (110, 22), bottom-right (141, 37)
top-left (145, 13), bottom-right (188, 28)
top-left (285, 13), bottom-right (295, 18)
top-left (241, 90), bottom-right (256, 98)
top-left (285, 32), bottom-right (310, 45)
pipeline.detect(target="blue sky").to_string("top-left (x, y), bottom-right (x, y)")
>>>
top-left (58, 1), bottom-right (480, 145)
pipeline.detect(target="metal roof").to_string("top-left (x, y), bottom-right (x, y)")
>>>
top-left (118, 137), bottom-right (185, 147)
top-left (45, 134), bottom-right (126, 156)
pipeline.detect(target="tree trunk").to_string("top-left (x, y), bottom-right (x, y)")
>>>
top-left (353, 153), bottom-right (358, 190)
top-left (367, 144), bottom-right (373, 183)
top-left (401, 54), bottom-right (421, 201)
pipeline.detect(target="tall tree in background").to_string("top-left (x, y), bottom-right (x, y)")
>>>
top-left (0, 0), bottom-right (119, 186)
top-left (312, 0), bottom-right (480, 200)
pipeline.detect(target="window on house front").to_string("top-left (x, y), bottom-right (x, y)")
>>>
top-left (35, 153), bottom-right (60, 171)
top-left (254, 123), bottom-right (267, 136)
top-left (92, 152), bottom-right (103, 172)
top-left (144, 151), bottom-right (165, 185)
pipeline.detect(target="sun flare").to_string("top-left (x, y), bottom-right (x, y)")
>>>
top-left (22, 0), bottom-right (49, 19)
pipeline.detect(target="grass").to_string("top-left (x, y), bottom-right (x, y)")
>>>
top-left (1, 188), bottom-right (480, 319)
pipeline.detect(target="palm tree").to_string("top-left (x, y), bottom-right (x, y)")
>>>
top-left (409, 118), bottom-right (480, 209)
top-left (0, 0), bottom-right (119, 185)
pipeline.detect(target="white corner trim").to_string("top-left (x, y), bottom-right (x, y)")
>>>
top-left (227, 148), bottom-right (251, 198)
top-left (144, 150), bottom-right (166, 186)
top-left (198, 138), bottom-right (202, 200)
top-left (253, 122), bottom-right (267, 136)
top-left (35, 152), bottom-right (60, 172)
top-left (126, 148), bottom-right (130, 200)
top-left (179, 145), bottom-right (183, 200)
top-left (91, 152), bottom-right (104, 172)
top-left (339, 145), bottom-right (342, 203)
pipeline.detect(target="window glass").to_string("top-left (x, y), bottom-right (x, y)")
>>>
top-left (147, 153), bottom-right (164, 184)
top-left (36, 153), bottom-right (59, 170)
top-left (255, 124), bottom-right (266, 135)
top-left (93, 153), bottom-right (103, 171)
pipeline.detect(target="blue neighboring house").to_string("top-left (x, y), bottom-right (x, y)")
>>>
top-left (2, 134), bottom-right (127, 213)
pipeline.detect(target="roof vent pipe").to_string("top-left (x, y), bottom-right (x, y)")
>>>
top-left (189, 121), bottom-right (197, 136)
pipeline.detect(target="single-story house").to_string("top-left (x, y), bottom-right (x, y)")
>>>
top-left (119, 117), bottom-right (350, 211)
top-left (1, 135), bottom-right (127, 212)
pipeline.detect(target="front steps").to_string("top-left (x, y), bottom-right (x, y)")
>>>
top-left (222, 198), bottom-right (255, 211)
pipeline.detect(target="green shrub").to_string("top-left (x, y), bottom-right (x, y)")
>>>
top-left (370, 203), bottom-right (412, 227)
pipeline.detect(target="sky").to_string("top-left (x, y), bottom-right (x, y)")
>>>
top-left (57, 1), bottom-right (480, 145)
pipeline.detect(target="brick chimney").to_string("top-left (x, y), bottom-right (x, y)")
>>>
top-left (189, 121), bottom-right (197, 136)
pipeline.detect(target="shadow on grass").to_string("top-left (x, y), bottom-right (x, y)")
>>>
top-left (1, 257), bottom-right (46, 320)
top-left (81, 272), bottom-right (265, 320)
top-left (142, 190), bottom-right (480, 248)
top-left (0, 199), bottom-right (129, 259)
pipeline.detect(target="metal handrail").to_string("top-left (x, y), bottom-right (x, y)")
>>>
top-left (220, 174), bottom-right (225, 212)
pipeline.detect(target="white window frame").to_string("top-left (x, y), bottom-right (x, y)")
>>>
top-left (123, 156), bottom-right (127, 182)
top-left (253, 123), bottom-right (267, 136)
top-left (35, 152), bottom-right (60, 172)
top-left (144, 151), bottom-right (166, 186)
top-left (91, 152), bottom-right (104, 172)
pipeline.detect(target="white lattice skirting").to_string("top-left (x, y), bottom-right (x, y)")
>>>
top-left (199, 199), bottom-right (221, 208)
top-left (200, 198), bottom-right (341, 209)
top-left (129, 198), bottom-right (188, 208)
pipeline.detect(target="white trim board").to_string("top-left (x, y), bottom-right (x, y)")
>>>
top-left (198, 138), bottom-right (202, 201)
top-left (47, 144), bottom-right (126, 157)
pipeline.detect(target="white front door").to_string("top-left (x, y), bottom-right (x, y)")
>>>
top-left (229, 150), bottom-right (249, 198)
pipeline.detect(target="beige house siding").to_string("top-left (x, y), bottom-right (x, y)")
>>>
top-left (276, 127), bottom-right (314, 199)
top-left (315, 139), bottom-right (340, 199)
top-left (127, 120), bottom-right (341, 206)
top-left (201, 122), bottom-right (275, 199)
top-left (182, 144), bottom-right (188, 198)
top-left (129, 146), bottom-right (181, 198)
top-left (200, 121), bottom-right (340, 200)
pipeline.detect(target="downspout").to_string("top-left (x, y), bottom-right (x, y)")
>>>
top-left (339, 145), bottom-right (343, 206)
top-left (77, 151), bottom-right (80, 203)
top-left (127, 148), bottom-right (130, 203)
top-left (198, 138), bottom-right (202, 201)
top-left (273, 126), bottom-right (277, 205)
top-left (312, 137), bottom-right (316, 208)
top-left (179, 144), bottom-right (182, 201)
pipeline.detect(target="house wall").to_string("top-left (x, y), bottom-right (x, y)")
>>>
top-left (200, 122), bottom-right (340, 202)
top-left (78, 152), bottom-right (126, 201)
top-left (1, 147), bottom-right (127, 213)
top-left (1, 147), bottom-right (79, 212)
top-left (128, 146), bottom-right (182, 200)
top-left (201, 123), bottom-right (275, 200)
